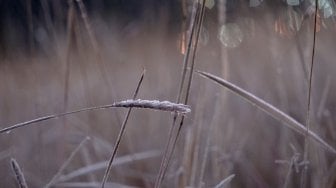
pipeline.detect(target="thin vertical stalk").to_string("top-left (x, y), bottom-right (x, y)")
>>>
top-left (154, 0), bottom-right (207, 187)
top-left (301, 0), bottom-right (318, 186)
top-left (101, 70), bottom-right (145, 188)
top-left (154, 1), bottom-right (200, 187)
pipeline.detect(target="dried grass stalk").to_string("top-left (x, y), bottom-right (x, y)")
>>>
top-left (101, 70), bottom-right (144, 188)
top-left (10, 158), bottom-right (28, 188)
top-left (155, 1), bottom-right (206, 187)
top-left (0, 99), bottom-right (191, 134)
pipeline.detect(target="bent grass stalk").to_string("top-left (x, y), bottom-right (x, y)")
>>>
top-left (0, 99), bottom-right (191, 134)
top-left (197, 70), bottom-right (336, 154)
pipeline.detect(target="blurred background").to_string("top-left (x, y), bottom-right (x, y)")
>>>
top-left (0, 0), bottom-right (336, 187)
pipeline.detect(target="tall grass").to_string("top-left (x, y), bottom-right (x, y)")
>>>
top-left (0, 0), bottom-right (335, 187)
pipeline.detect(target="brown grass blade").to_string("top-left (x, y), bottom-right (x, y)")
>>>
top-left (197, 70), bottom-right (336, 154)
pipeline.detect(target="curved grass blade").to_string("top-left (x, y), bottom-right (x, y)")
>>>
top-left (197, 70), bottom-right (336, 155)
top-left (214, 174), bottom-right (235, 188)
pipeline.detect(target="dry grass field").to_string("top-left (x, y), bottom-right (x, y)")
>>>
top-left (0, 0), bottom-right (336, 187)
